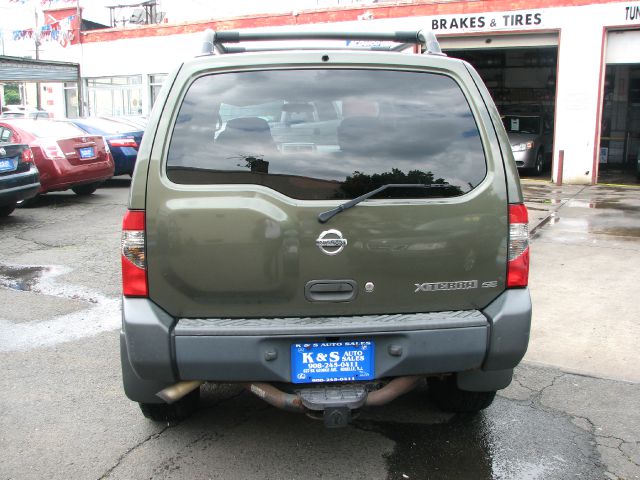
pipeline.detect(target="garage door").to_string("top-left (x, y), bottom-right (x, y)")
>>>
top-left (439, 33), bottom-right (558, 51)
top-left (0, 56), bottom-right (79, 82)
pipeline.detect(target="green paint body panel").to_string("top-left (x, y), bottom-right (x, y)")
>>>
top-left (133, 50), bottom-right (513, 319)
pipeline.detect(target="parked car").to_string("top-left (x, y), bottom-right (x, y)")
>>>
top-left (0, 143), bottom-right (40, 216)
top-left (108, 116), bottom-right (148, 131)
top-left (120, 29), bottom-right (531, 427)
top-left (67, 117), bottom-right (143, 176)
top-left (0, 119), bottom-right (114, 203)
top-left (1, 106), bottom-right (51, 120)
top-left (502, 114), bottom-right (553, 175)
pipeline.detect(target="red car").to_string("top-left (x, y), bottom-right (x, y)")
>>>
top-left (0, 119), bottom-right (114, 201)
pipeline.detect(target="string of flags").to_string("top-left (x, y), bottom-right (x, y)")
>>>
top-left (8, 0), bottom-right (76, 5)
top-left (11, 15), bottom-right (76, 47)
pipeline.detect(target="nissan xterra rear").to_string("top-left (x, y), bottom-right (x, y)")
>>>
top-left (120, 29), bottom-right (531, 428)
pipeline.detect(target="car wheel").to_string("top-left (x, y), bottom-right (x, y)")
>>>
top-left (428, 376), bottom-right (496, 413)
top-left (533, 150), bottom-right (544, 176)
top-left (139, 388), bottom-right (200, 422)
top-left (0, 203), bottom-right (17, 217)
top-left (71, 182), bottom-right (102, 196)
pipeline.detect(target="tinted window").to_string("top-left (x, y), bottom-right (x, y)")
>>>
top-left (167, 69), bottom-right (486, 200)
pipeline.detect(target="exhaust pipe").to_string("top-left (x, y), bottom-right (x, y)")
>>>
top-left (245, 382), bottom-right (305, 412)
top-left (156, 380), bottom-right (203, 404)
top-left (245, 376), bottom-right (421, 413)
top-left (365, 375), bottom-right (421, 407)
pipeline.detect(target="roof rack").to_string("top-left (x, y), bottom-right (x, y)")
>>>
top-left (200, 29), bottom-right (444, 56)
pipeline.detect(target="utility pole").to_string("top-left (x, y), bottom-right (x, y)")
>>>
top-left (34, 6), bottom-right (42, 110)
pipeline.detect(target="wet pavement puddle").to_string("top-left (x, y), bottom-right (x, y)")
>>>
top-left (354, 396), bottom-right (602, 480)
top-left (0, 265), bottom-right (58, 292)
top-left (0, 263), bottom-right (120, 352)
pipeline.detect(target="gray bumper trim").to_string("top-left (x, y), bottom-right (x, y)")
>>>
top-left (122, 288), bottom-right (530, 386)
top-left (175, 327), bottom-right (488, 382)
top-left (175, 310), bottom-right (486, 336)
top-left (481, 287), bottom-right (532, 370)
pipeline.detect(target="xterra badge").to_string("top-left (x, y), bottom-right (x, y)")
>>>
top-left (415, 280), bottom-right (478, 293)
top-left (414, 280), bottom-right (499, 292)
top-left (316, 229), bottom-right (347, 256)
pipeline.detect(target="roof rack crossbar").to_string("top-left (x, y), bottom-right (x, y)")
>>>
top-left (221, 44), bottom-right (417, 54)
top-left (214, 30), bottom-right (419, 44)
top-left (200, 29), bottom-right (443, 56)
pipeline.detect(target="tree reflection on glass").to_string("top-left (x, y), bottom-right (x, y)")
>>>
top-left (340, 168), bottom-right (463, 198)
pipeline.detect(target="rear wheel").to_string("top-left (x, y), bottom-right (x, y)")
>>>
top-left (139, 388), bottom-right (200, 422)
top-left (533, 150), bottom-right (544, 176)
top-left (71, 182), bottom-right (101, 196)
top-left (0, 203), bottom-right (16, 217)
top-left (428, 376), bottom-right (496, 413)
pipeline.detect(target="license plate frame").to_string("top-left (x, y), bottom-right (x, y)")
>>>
top-left (0, 157), bottom-right (17, 172)
top-left (79, 147), bottom-right (95, 159)
top-left (291, 340), bottom-right (374, 384)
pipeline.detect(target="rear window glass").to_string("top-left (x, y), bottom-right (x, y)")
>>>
top-left (167, 69), bottom-right (486, 200)
top-left (14, 120), bottom-right (86, 138)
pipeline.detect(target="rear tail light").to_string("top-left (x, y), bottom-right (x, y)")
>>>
top-left (121, 210), bottom-right (147, 297)
top-left (40, 141), bottom-right (65, 160)
top-left (21, 148), bottom-right (34, 164)
top-left (110, 137), bottom-right (138, 149)
top-left (507, 204), bottom-right (530, 288)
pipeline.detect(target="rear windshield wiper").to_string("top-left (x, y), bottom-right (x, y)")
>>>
top-left (318, 183), bottom-right (451, 224)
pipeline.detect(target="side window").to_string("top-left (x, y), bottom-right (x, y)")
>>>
top-left (0, 128), bottom-right (12, 142)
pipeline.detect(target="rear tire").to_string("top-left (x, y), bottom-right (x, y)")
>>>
top-left (139, 388), bottom-right (200, 422)
top-left (72, 182), bottom-right (101, 196)
top-left (0, 203), bottom-right (16, 217)
top-left (428, 376), bottom-right (496, 413)
top-left (533, 150), bottom-right (544, 176)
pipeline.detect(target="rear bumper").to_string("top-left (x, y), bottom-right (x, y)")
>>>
top-left (111, 149), bottom-right (137, 176)
top-left (0, 166), bottom-right (40, 206)
top-left (121, 289), bottom-right (531, 399)
top-left (37, 158), bottom-right (113, 193)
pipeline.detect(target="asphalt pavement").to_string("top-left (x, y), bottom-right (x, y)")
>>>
top-left (0, 177), bottom-right (638, 480)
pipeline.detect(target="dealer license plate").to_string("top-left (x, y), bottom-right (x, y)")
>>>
top-left (291, 340), bottom-right (374, 384)
top-left (79, 147), bottom-right (95, 159)
top-left (0, 158), bottom-right (16, 172)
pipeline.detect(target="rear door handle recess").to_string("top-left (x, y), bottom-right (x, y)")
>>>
top-left (305, 280), bottom-right (357, 302)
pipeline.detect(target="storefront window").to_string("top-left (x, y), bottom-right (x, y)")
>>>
top-left (149, 73), bottom-right (167, 108)
top-left (87, 75), bottom-right (143, 117)
top-left (64, 82), bottom-right (79, 118)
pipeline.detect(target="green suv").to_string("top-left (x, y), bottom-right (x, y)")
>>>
top-left (120, 29), bottom-right (531, 428)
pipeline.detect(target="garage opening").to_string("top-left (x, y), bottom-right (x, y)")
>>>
top-left (599, 30), bottom-right (640, 185)
top-left (0, 55), bottom-right (82, 119)
top-left (442, 34), bottom-right (558, 179)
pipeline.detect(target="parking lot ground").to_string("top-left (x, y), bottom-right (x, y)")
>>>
top-left (0, 178), bottom-right (639, 479)
top-left (521, 179), bottom-right (640, 384)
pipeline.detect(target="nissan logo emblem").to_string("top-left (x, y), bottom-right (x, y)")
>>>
top-left (0, 147), bottom-right (5, 156)
top-left (315, 229), bottom-right (347, 256)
